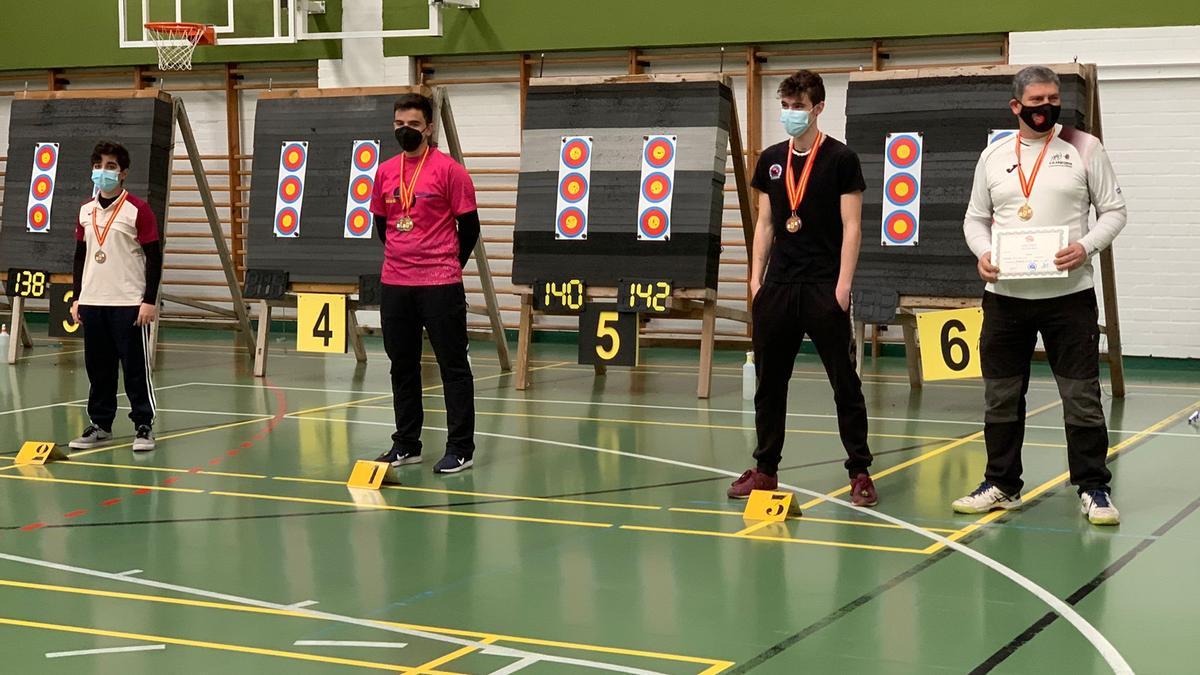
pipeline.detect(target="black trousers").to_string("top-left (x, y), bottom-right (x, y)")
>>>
top-left (79, 305), bottom-right (156, 430)
top-left (751, 281), bottom-right (872, 477)
top-left (981, 289), bottom-right (1111, 494)
top-left (380, 283), bottom-right (475, 458)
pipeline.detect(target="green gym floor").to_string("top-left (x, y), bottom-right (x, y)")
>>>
top-left (1, 330), bottom-right (1198, 674)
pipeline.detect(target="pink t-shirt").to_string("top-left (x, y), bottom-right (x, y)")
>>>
top-left (370, 146), bottom-right (477, 286)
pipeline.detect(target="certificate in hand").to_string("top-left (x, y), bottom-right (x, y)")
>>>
top-left (991, 226), bottom-right (1069, 280)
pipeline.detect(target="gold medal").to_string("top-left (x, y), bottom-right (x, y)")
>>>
top-left (396, 147), bottom-right (429, 236)
top-left (784, 134), bottom-right (823, 235)
top-left (94, 250), bottom-right (107, 264)
top-left (396, 216), bottom-right (414, 232)
top-left (1014, 129), bottom-right (1054, 224)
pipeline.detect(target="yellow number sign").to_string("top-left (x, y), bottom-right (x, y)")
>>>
top-left (743, 490), bottom-right (802, 522)
top-left (15, 441), bottom-right (68, 465)
top-left (297, 293), bottom-right (347, 354)
top-left (346, 460), bottom-right (397, 490)
top-left (915, 308), bottom-right (984, 381)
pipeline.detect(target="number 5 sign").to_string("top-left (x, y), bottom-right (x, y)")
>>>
top-left (915, 308), bottom-right (984, 381)
top-left (297, 293), bottom-right (347, 354)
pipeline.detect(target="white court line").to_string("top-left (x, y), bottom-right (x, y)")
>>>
top-left (288, 600), bottom-right (319, 609)
top-left (295, 414), bottom-right (1134, 675)
top-left (182, 379), bottom-right (1195, 437)
top-left (0, 554), bottom-right (667, 675)
top-left (46, 644), bottom-right (165, 658)
top-left (64, 403), bottom-right (271, 419)
top-left (116, 569), bottom-right (143, 576)
top-left (484, 653), bottom-right (540, 674)
top-left (0, 383), bottom-right (198, 418)
top-left (293, 640), bottom-right (407, 648)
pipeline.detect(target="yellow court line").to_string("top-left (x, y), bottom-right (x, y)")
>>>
top-left (210, 490), bottom-right (615, 529)
top-left (346, 404), bottom-right (1068, 449)
top-left (0, 578), bottom-right (728, 669)
top-left (797, 399), bottom-right (1064, 511)
top-left (66, 460), bottom-right (267, 479)
top-left (0, 472), bottom-right (204, 494)
top-left (668, 507), bottom-right (961, 534)
top-left (272, 476), bottom-right (663, 512)
top-left (698, 662), bottom-right (737, 675)
top-left (0, 615), bottom-right (455, 673)
top-left (735, 519), bottom-right (779, 536)
top-left (410, 637), bottom-right (498, 675)
top-left (620, 524), bottom-right (927, 555)
top-left (925, 399), bottom-right (1200, 554)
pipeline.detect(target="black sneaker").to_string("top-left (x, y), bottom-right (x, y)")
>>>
top-left (373, 446), bottom-right (422, 468)
top-left (69, 424), bottom-right (113, 450)
top-left (132, 425), bottom-right (155, 452)
top-left (433, 454), bottom-right (473, 474)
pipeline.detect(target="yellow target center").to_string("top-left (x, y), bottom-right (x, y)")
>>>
top-left (894, 221), bottom-right (908, 234)
top-left (895, 183), bottom-right (909, 197)
top-left (897, 146), bottom-right (911, 159)
top-left (288, 152), bottom-right (300, 165)
top-left (40, 152), bottom-right (51, 164)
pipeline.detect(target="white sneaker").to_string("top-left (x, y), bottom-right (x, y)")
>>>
top-left (132, 425), bottom-right (156, 452)
top-left (69, 424), bottom-right (113, 449)
top-left (952, 482), bottom-right (1023, 514)
top-left (1081, 490), bottom-right (1120, 526)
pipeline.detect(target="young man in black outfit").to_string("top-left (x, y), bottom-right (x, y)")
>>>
top-left (68, 141), bottom-right (163, 453)
top-left (728, 70), bottom-right (877, 506)
top-left (369, 94), bottom-right (482, 474)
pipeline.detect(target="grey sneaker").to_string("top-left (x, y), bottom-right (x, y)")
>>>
top-left (132, 425), bottom-right (155, 452)
top-left (952, 481), bottom-right (1022, 514)
top-left (69, 424), bottom-right (113, 450)
top-left (1081, 490), bottom-right (1120, 526)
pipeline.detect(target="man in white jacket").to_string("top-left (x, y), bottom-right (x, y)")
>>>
top-left (953, 65), bottom-right (1127, 525)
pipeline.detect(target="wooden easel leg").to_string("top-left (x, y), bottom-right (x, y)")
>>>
top-left (18, 311), bottom-right (33, 348)
top-left (1098, 248), bottom-right (1126, 398)
top-left (515, 294), bottom-right (533, 391)
top-left (697, 298), bottom-right (717, 399)
top-left (900, 313), bottom-right (922, 389)
top-left (854, 320), bottom-right (866, 378)
top-left (253, 301), bottom-right (271, 378)
top-left (7, 297), bottom-right (25, 364)
top-left (347, 303), bottom-right (368, 364)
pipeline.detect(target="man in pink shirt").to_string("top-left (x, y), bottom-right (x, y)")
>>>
top-left (370, 94), bottom-right (481, 474)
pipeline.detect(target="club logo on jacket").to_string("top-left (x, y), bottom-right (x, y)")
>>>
top-left (769, 164), bottom-right (783, 180)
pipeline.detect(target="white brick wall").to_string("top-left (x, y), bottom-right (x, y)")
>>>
top-left (1011, 26), bottom-right (1200, 359)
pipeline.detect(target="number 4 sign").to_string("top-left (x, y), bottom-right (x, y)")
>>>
top-left (297, 293), bottom-right (347, 354)
top-left (915, 308), bottom-right (984, 381)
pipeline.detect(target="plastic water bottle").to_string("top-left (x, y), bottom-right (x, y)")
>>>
top-left (742, 351), bottom-right (755, 400)
top-left (0, 324), bottom-right (9, 359)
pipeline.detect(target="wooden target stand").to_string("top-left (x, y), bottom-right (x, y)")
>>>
top-left (250, 86), bottom-right (510, 377)
top-left (4, 90), bottom-right (254, 366)
top-left (852, 64), bottom-right (1127, 397)
top-left (513, 74), bottom-right (756, 399)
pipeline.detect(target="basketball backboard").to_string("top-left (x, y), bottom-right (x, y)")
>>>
top-left (117, 0), bottom-right (475, 49)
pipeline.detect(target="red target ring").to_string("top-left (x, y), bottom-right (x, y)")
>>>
top-left (559, 173), bottom-right (588, 204)
top-left (350, 176), bottom-right (373, 203)
top-left (346, 207), bottom-right (371, 236)
top-left (279, 176), bottom-right (303, 204)
top-left (886, 135), bottom-right (920, 168)
top-left (884, 210), bottom-right (917, 244)
top-left (557, 207), bottom-right (586, 237)
top-left (561, 139), bottom-right (590, 169)
top-left (353, 143), bottom-right (378, 171)
top-left (885, 172), bottom-right (919, 207)
top-left (282, 143), bottom-right (306, 171)
top-left (644, 137), bottom-right (674, 168)
top-left (27, 204), bottom-right (50, 231)
top-left (641, 172), bottom-right (672, 203)
top-left (639, 207), bottom-right (669, 238)
top-left (32, 175), bottom-right (53, 200)
top-left (276, 207), bottom-right (299, 235)
top-left (35, 144), bottom-right (57, 171)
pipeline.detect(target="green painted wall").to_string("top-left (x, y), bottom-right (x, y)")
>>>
top-left (385, 0), bottom-right (1200, 56)
top-left (1, 1), bottom-right (1198, 72)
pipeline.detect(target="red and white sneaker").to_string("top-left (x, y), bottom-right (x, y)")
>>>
top-left (727, 468), bottom-right (778, 499)
top-left (850, 473), bottom-right (878, 507)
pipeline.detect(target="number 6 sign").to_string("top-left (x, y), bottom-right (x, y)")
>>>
top-left (915, 308), bottom-right (984, 381)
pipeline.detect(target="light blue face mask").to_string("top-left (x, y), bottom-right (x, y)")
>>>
top-left (780, 108), bottom-right (812, 137)
top-left (92, 168), bottom-right (121, 193)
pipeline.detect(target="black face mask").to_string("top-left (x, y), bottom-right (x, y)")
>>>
top-left (395, 126), bottom-right (425, 152)
top-left (1018, 103), bottom-right (1061, 133)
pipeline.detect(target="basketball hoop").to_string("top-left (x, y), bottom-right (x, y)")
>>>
top-left (144, 22), bottom-right (216, 71)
